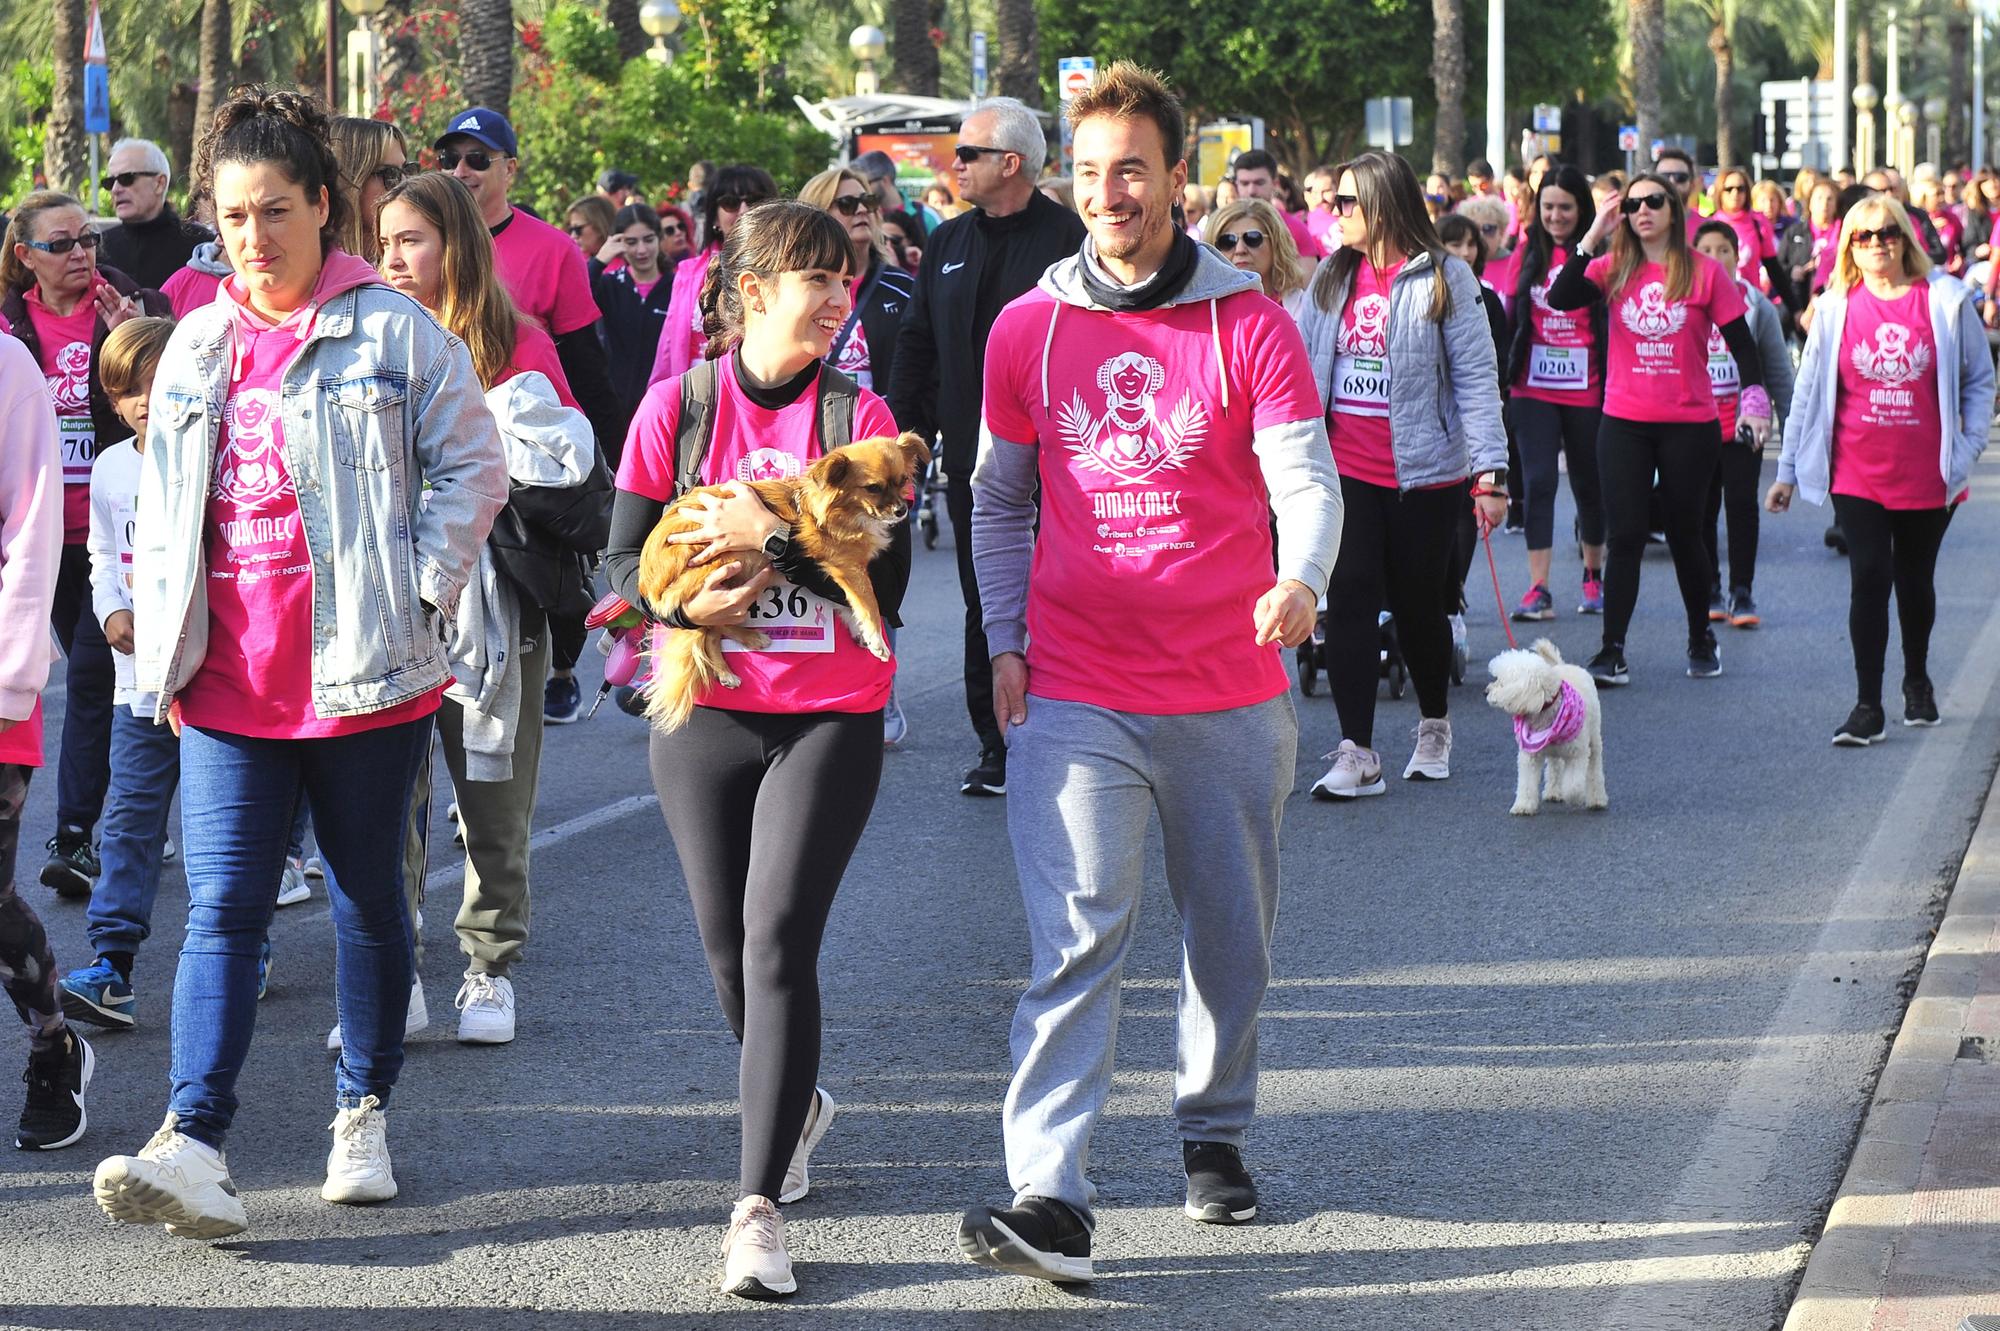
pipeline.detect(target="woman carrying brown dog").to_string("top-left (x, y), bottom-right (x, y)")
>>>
top-left (602, 200), bottom-right (904, 1300)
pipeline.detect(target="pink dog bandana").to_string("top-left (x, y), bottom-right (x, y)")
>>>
top-left (1514, 680), bottom-right (1586, 753)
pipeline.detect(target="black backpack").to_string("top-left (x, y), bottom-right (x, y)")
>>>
top-left (671, 358), bottom-right (860, 495)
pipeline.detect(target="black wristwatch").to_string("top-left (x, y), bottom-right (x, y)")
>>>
top-left (761, 524), bottom-right (794, 561)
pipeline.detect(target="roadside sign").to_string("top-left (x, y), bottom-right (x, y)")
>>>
top-left (1364, 97), bottom-right (1413, 151)
top-left (971, 32), bottom-right (987, 100)
top-left (1533, 103), bottom-right (1562, 133)
top-left (1618, 125), bottom-right (1639, 151)
top-left (1058, 56), bottom-right (1095, 103)
top-left (83, 1), bottom-right (109, 135)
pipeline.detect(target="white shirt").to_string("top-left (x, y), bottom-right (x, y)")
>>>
top-left (87, 437), bottom-right (143, 704)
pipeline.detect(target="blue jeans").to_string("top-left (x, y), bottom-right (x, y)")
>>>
top-left (170, 715), bottom-right (432, 1147)
top-left (51, 544), bottom-right (113, 832)
top-left (86, 709), bottom-right (181, 959)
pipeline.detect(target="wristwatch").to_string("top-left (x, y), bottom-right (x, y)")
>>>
top-left (761, 524), bottom-right (794, 561)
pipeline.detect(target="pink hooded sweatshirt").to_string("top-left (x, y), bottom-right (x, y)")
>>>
top-left (0, 332), bottom-right (64, 764)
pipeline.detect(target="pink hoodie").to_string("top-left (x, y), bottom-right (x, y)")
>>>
top-left (0, 331), bottom-right (63, 759)
top-left (644, 245), bottom-right (717, 390)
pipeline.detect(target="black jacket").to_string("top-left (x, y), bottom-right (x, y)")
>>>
top-left (2, 266), bottom-right (172, 452)
top-left (589, 259), bottom-right (676, 418)
top-left (887, 190), bottom-right (1086, 472)
top-left (841, 255), bottom-right (916, 395)
top-left (99, 206), bottom-right (211, 292)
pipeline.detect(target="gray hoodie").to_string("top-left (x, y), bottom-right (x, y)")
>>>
top-left (972, 239), bottom-right (1343, 669)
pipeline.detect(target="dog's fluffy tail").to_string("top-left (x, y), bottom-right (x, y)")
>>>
top-left (644, 629), bottom-right (723, 735)
top-left (1531, 638), bottom-right (1564, 666)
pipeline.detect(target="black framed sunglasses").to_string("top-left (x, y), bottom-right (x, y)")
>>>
top-left (954, 144), bottom-right (1014, 165)
top-left (1849, 226), bottom-right (1905, 248)
top-left (711, 192), bottom-right (769, 213)
top-left (371, 163), bottom-right (410, 190)
top-left (438, 148), bottom-right (500, 172)
top-left (25, 232), bottom-right (101, 255)
top-left (659, 220), bottom-right (686, 235)
top-left (830, 192), bottom-right (880, 216)
top-left (1334, 194), bottom-right (1361, 216)
top-left (1658, 170), bottom-right (1692, 185)
top-left (100, 171), bottom-right (163, 190)
top-left (1217, 229), bottom-right (1266, 251)
top-left (1621, 192), bottom-right (1671, 215)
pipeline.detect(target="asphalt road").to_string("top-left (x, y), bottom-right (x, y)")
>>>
top-left (4, 454), bottom-right (1999, 1331)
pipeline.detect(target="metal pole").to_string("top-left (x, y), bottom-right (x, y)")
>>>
top-left (88, 136), bottom-right (99, 217)
top-left (1886, 8), bottom-right (1900, 112)
top-left (1486, 0), bottom-right (1506, 167)
top-left (1834, 0), bottom-right (1851, 172)
top-left (325, 0), bottom-right (338, 109)
top-left (1976, 2), bottom-right (1988, 169)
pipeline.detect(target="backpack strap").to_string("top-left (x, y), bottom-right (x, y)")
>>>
top-left (674, 358), bottom-right (721, 498)
top-left (815, 363), bottom-right (862, 452)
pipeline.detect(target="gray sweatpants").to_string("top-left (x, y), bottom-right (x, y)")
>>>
top-left (1000, 691), bottom-right (1296, 1225)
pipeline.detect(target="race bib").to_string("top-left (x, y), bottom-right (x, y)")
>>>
top-left (59, 416), bottom-right (95, 485)
top-left (722, 576), bottom-right (836, 654)
top-left (113, 500), bottom-right (136, 590)
top-left (1332, 353), bottom-right (1390, 417)
top-left (1526, 345), bottom-right (1588, 391)
top-left (1707, 349), bottom-right (1740, 396)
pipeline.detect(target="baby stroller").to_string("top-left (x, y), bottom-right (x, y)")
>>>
top-left (916, 455), bottom-right (947, 549)
top-left (1296, 602), bottom-right (1407, 701)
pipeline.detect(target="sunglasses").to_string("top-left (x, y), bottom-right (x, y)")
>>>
top-left (660, 221), bottom-right (685, 236)
top-left (1217, 229), bottom-right (1266, 251)
top-left (24, 232), bottom-right (101, 255)
top-left (1721, 184), bottom-right (1748, 194)
top-left (1621, 193), bottom-right (1671, 215)
top-left (371, 163), bottom-right (410, 190)
top-left (1658, 170), bottom-right (1692, 185)
top-left (1334, 194), bottom-right (1361, 216)
top-left (438, 148), bottom-right (501, 172)
top-left (100, 171), bottom-right (163, 190)
top-left (567, 224), bottom-right (595, 237)
top-left (830, 192), bottom-right (880, 216)
top-left (954, 144), bottom-right (1014, 164)
top-left (1425, 193), bottom-right (1450, 206)
top-left (1479, 223), bottom-right (1503, 236)
top-left (712, 193), bottom-right (769, 213)
top-left (1849, 227), bottom-right (1905, 248)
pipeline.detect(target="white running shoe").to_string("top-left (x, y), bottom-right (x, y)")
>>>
top-left (778, 1087), bottom-right (836, 1204)
top-left (720, 1195), bottom-right (796, 1298)
top-left (321, 1094), bottom-right (396, 1204)
top-left (94, 1113), bottom-right (248, 1239)
top-left (276, 857), bottom-right (310, 907)
top-left (303, 855), bottom-right (324, 880)
top-left (454, 973), bottom-right (515, 1044)
top-left (447, 802), bottom-right (464, 848)
top-left (326, 979), bottom-right (429, 1052)
top-left (1310, 741), bottom-right (1385, 799)
top-left (1403, 717), bottom-right (1452, 781)
top-left (161, 835), bottom-right (177, 864)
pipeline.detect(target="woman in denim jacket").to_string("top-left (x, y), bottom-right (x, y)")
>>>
top-left (91, 87), bottom-right (506, 1239)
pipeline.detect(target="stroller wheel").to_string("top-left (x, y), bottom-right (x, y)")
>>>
top-left (1451, 642), bottom-right (1468, 686)
top-left (1296, 641), bottom-right (1319, 696)
top-left (922, 512), bottom-right (939, 550)
top-left (1389, 661), bottom-right (1408, 700)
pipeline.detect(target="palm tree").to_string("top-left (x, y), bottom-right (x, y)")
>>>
top-left (1431, 0), bottom-right (1466, 176)
top-left (460, 0), bottom-right (514, 116)
top-left (1689, 0), bottom-right (1739, 168)
top-left (195, 0), bottom-right (231, 147)
top-left (996, 0), bottom-right (1038, 105)
top-left (607, 0), bottom-right (647, 63)
top-left (890, 0), bottom-right (939, 97)
top-left (1628, 0), bottom-right (1665, 157)
top-left (46, 0), bottom-right (86, 194)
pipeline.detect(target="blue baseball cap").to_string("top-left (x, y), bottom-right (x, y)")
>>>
top-left (436, 108), bottom-right (517, 159)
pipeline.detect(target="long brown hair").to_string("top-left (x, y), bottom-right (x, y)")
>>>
top-left (1605, 171), bottom-right (1693, 303)
top-left (698, 200), bottom-right (852, 360)
top-left (1311, 151), bottom-right (1451, 321)
top-left (0, 190), bottom-right (87, 295)
top-left (377, 171), bottom-right (523, 389)
top-left (329, 116), bottom-right (409, 262)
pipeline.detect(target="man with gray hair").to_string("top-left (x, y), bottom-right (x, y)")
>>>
top-left (97, 138), bottom-right (209, 290)
top-left (888, 96), bottom-right (1084, 796)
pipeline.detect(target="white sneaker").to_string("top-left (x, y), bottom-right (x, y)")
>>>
top-left (161, 835), bottom-right (177, 863)
top-left (1403, 717), bottom-right (1452, 781)
top-left (720, 1194), bottom-right (796, 1298)
top-left (326, 979), bottom-right (429, 1052)
top-left (447, 802), bottom-right (464, 848)
top-left (303, 855), bottom-right (324, 880)
top-left (1449, 612), bottom-right (1467, 649)
top-left (94, 1113), bottom-right (248, 1238)
top-left (454, 973), bottom-right (515, 1044)
top-left (1310, 740), bottom-right (1385, 799)
top-left (778, 1087), bottom-right (836, 1204)
top-left (321, 1094), bottom-right (396, 1203)
top-left (276, 857), bottom-right (310, 907)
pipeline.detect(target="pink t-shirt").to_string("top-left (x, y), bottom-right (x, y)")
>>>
top-left (1327, 258), bottom-right (1403, 488)
top-left (982, 287), bottom-right (1325, 715)
top-left (1832, 280), bottom-right (1947, 510)
top-left (501, 321), bottom-right (580, 409)
top-left (1587, 251), bottom-right (1747, 422)
top-left (0, 699), bottom-right (44, 766)
top-left (829, 273), bottom-right (875, 390)
top-left (492, 209), bottom-right (601, 337)
top-left (1929, 210), bottom-right (1966, 275)
top-left (1711, 210), bottom-right (1777, 290)
top-left (23, 287), bottom-right (98, 544)
top-left (176, 304), bottom-right (441, 738)
top-left (1513, 245), bottom-right (1602, 408)
top-left (1304, 209), bottom-right (1338, 246)
top-left (617, 358), bottom-right (901, 716)
top-left (162, 266), bottom-right (225, 318)
top-left (1484, 247), bottom-right (1523, 316)
top-left (1282, 209), bottom-right (1325, 259)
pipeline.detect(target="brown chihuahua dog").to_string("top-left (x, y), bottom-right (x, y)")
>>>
top-left (636, 431), bottom-right (931, 732)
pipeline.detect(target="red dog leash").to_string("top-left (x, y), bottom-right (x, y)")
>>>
top-left (1472, 487), bottom-right (1518, 650)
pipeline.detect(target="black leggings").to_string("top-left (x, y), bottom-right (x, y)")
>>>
top-left (0, 765), bottom-right (62, 1056)
top-left (1703, 441), bottom-right (1763, 593)
top-left (1831, 496), bottom-right (1955, 707)
top-left (1510, 397), bottom-right (1606, 552)
top-left (1326, 475), bottom-right (1459, 748)
top-left (550, 608), bottom-right (588, 673)
top-left (1597, 415), bottom-right (1723, 650)
top-left (1445, 479), bottom-right (1476, 612)
top-left (650, 705), bottom-right (883, 1200)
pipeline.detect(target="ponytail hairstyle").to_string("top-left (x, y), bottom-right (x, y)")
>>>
top-left (0, 190), bottom-right (88, 295)
top-left (1513, 164), bottom-right (1595, 309)
top-left (1311, 151), bottom-right (1452, 322)
top-left (1605, 171), bottom-right (1693, 304)
top-left (376, 171), bottom-right (524, 389)
top-left (698, 200), bottom-right (852, 360)
top-left (194, 86), bottom-right (348, 257)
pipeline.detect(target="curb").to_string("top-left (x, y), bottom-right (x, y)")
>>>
top-left (1782, 772), bottom-right (2000, 1331)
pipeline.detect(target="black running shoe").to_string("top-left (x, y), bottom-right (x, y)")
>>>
top-left (1183, 1141), bottom-right (1258, 1224)
top-left (1825, 523), bottom-right (1848, 555)
top-left (961, 746), bottom-right (1007, 797)
top-left (17, 1028), bottom-right (92, 1150)
top-left (1687, 632), bottom-right (1722, 679)
top-left (1707, 587), bottom-right (1728, 623)
top-left (959, 1195), bottom-right (1092, 1282)
top-left (1902, 678), bottom-right (1940, 728)
top-left (40, 826), bottom-right (98, 899)
top-left (1586, 645), bottom-right (1629, 687)
top-left (1833, 703), bottom-right (1887, 747)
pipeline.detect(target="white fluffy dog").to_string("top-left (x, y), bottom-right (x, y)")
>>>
top-left (1484, 639), bottom-right (1607, 815)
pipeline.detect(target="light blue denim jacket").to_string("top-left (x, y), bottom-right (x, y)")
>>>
top-left (132, 279), bottom-right (508, 721)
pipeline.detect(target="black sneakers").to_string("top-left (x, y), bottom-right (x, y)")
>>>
top-left (17, 1028), bottom-right (93, 1150)
top-left (1687, 632), bottom-right (1722, 679)
top-left (1586, 645), bottom-right (1629, 687)
top-left (1833, 703), bottom-right (1888, 747)
top-left (959, 1195), bottom-right (1092, 1282)
top-left (40, 826), bottom-right (98, 899)
top-left (960, 746), bottom-right (1007, 797)
top-left (1903, 677), bottom-right (1940, 727)
top-left (1183, 1141), bottom-right (1259, 1224)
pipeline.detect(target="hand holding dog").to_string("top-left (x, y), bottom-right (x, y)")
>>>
top-left (667, 482), bottom-right (787, 566)
top-left (681, 558), bottom-right (775, 627)
top-left (993, 652), bottom-right (1028, 731)
top-left (1254, 580), bottom-right (1318, 648)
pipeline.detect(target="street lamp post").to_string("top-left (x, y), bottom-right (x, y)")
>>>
top-left (1486, 0), bottom-right (1506, 169)
top-left (339, 0), bottom-right (387, 118)
top-left (1977, 1), bottom-right (1989, 170)
top-left (639, 0), bottom-right (682, 65)
top-left (850, 25), bottom-right (886, 97)
top-left (1894, 97), bottom-right (1919, 176)
top-left (1834, 0), bottom-right (1851, 173)
top-left (1924, 95), bottom-right (1946, 168)
top-left (1854, 82), bottom-right (1880, 174)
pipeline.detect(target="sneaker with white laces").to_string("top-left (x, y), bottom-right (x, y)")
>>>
top-left (276, 857), bottom-right (310, 907)
top-left (322, 1094), bottom-right (396, 1204)
top-left (1403, 717), bottom-right (1452, 780)
top-left (720, 1194), bottom-right (796, 1298)
top-left (778, 1087), bottom-right (836, 1204)
top-left (94, 1113), bottom-right (248, 1238)
top-left (455, 973), bottom-right (515, 1044)
top-left (1310, 740), bottom-right (1385, 800)
top-left (326, 979), bottom-right (429, 1052)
